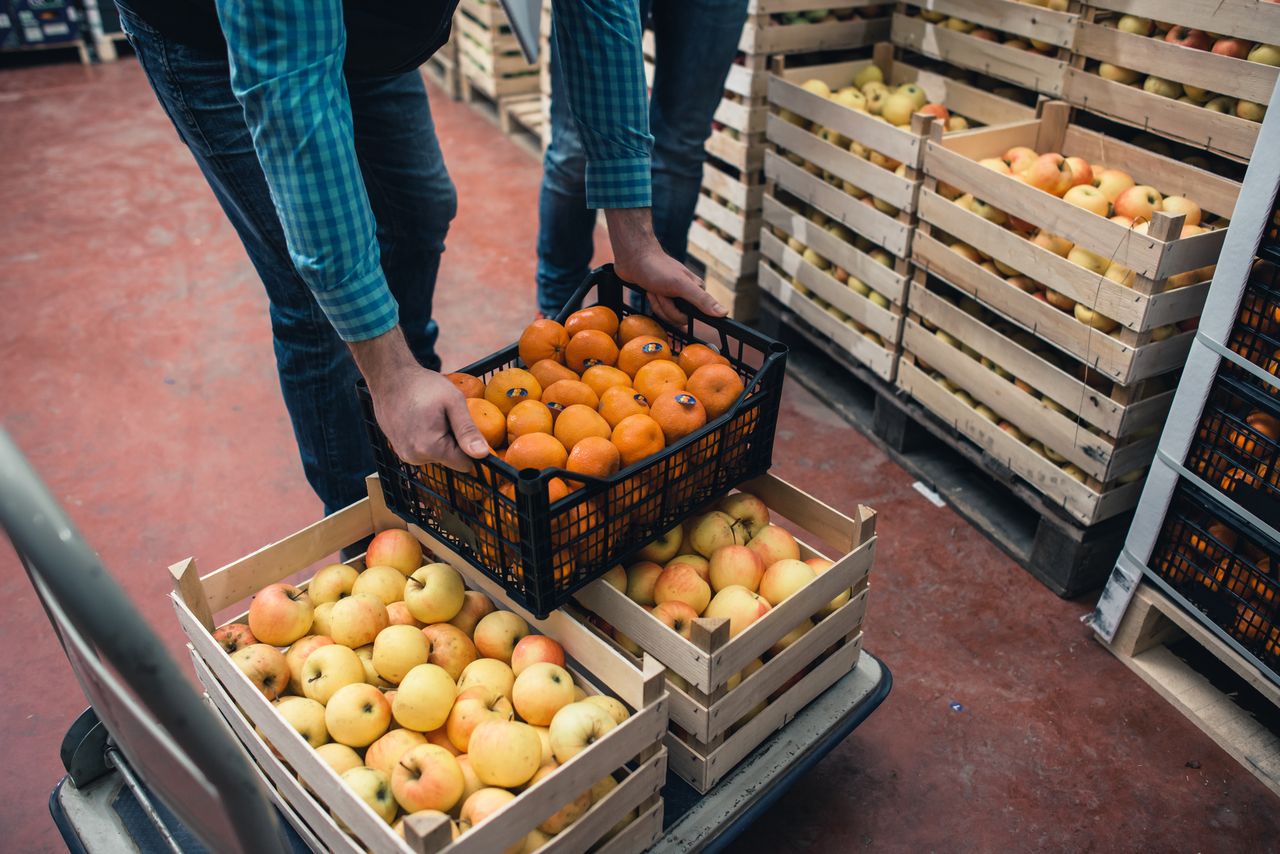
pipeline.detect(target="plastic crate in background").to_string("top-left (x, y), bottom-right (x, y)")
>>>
top-left (1186, 370), bottom-right (1280, 529)
top-left (1150, 481), bottom-right (1280, 677)
top-left (361, 265), bottom-right (788, 617)
top-left (1260, 188), bottom-right (1279, 266)
top-left (1228, 259), bottom-right (1280, 398)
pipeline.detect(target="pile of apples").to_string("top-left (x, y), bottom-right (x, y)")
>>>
top-left (220, 529), bottom-right (635, 847)
top-left (940, 145), bottom-right (1222, 334)
top-left (912, 8), bottom-right (1069, 55)
top-left (589, 491), bottom-right (850, 704)
top-left (1094, 15), bottom-right (1277, 123)
top-left (767, 4), bottom-right (885, 26)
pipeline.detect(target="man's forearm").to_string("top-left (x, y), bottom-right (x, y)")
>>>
top-left (349, 326), bottom-right (420, 394)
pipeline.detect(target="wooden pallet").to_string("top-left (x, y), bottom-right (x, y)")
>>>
top-left (1098, 582), bottom-right (1280, 798)
top-left (499, 92), bottom-right (546, 157)
top-left (762, 300), bottom-right (1135, 596)
top-left (455, 0), bottom-right (540, 102)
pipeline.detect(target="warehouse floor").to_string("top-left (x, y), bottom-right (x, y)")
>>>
top-left (1, 59), bottom-right (1275, 851)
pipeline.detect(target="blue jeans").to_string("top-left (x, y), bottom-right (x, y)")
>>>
top-left (535, 0), bottom-right (748, 317)
top-left (117, 5), bottom-right (457, 515)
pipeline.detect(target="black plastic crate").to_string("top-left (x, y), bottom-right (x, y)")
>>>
top-left (1150, 480), bottom-right (1280, 675)
top-left (1227, 258), bottom-right (1280, 400)
top-left (361, 265), bottom-right (788, 617)
top-left (1186, 369), bottom-right (1280, 529)
top-left (1261, 187), bottom-right (1279, 266)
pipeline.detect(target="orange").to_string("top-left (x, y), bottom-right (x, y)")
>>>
top-left (611, 414), bottom-right (666, 466)
top-left (564, 305), bottom-right (620, 338)
top-left (529, 359), bottom-right (579, 390)
top-left (633, 360), bottom-right (687, 404)
top-left (617, 335), bottom-right (675, 378)
top-left (485, 368), bottom-right (542, 416)
top-left (449, 372), bottom-right (485, 399)
top-left (506, 399), bottom-right (554, 443)
top-left (565, 435), bottom-right (622, 483)
top-left (581, 364), bottom-right (633, 399)
top-left (618, 314), bottom-right (668, 346)
top-left (505, 432), bottom-right (568, 472)
top-left (598, 386), bottom-right (651, 429)
top-left (686, 364), bottom-right (745, 419)
top-left (554, 404), bottom-right (612, 450)
top-left (565, 329), bottom-right (620, 373)
top-left (650, 391), bottom-right (708, 443)
top-left (542, 379), bottom-right (601, 411)
top-left (466, 398), bottom-right (507, 449)
top-left (518, 319), bottom-right (570, 366)
top-left (677, 343), bottom-right (730, 376)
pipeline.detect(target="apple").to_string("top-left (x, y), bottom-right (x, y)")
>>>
top-left (448, 590), bottom-right (495, 637)
top-left (703, 585), bottom-right (772, 637)
top-left (355, 643), bottom-right (395, 690)
top-left (946, 116), bottom-right (969, 132)
top-left (248, 583), bottom-right (313, 646)
top-left (1161, 195), bottom-right (1201, 226)
top-left (651, 600), bottom-right (699, 639)
top-left (469, 720), bottom-right (543, 787)
top-left (446, 685), bottom-right (514, 752)
top-left (1165, 26), bottom-right (1211, 50)
top-left (213, 622), bottom-right (257, 655)
top-left (1105, 264), bottom-right (1136, 287)
top-left (525, 764), bottom-right (591, 835)
top-left (325, 682), bottom-right (391, 747)
top-left (311, 602), bottom-right (335, 637)
top-left (1097, 62), bottom-right (1139, 84)
top-left (1066, 246), bottom-right (1111, 277)
top-left (968, 198), bottom-right (1008, 226)
top-left (1074, 303), bottom-right (1118, 332)
top-left (1003, 146), bottom-right (1038, 173)
top-left (602, 565), bottom-right (627, 593)
top-left (832, 87), bottom-right (867, 112)
top-left (352, 565), bottom-right (408, 607)
top-left (511, 635), bottom-right (566, 676)
top-left (1063, 184), bottom-right (1109, 217)
top-left (455, 754), bottom-right (484, 810)
top-left (1182, 83), bottom-right (1213, 102)
top-left (653, 564), bottom-right (712, 613)
top-left (853, 64), bottom-right (884, 88)
top-left (387, 601), bottom-right (424, 628)
top-left (1237, 100), bottom-right (1267, 121)
top-left (274, 696), bottom-right (329, 747)
top-left (404, 563), bottom-right (465, 624)
top-left (366, 528), bottom-right (424, 576)
top-left (1114, 185), bottom-right (1163, 223)
top-left (666, 554), bottom-right (710, 584)
top-left (512, 662), bottom-right (576, 726)
top-left (807, 557), bottom-right (850, 617)
top-left (1211, 37), bottom-right (1253, 59)
top-left (474, 611), bottom-right (529, 663)
top-left (426, 725), bottom-right (462, 756)
top-left (746, 524), bottom-right (802, 569)
top-left (879, 91), bottom-right (917, 126)
top-left (977, 157), bottom-right (1013, 175)
top-left (708, 544), bottom-right (765, 592)
top-left (1022, 153), bottom-right (1074, 196)
top-left (301, 643), bottom-right (365, 703)
top-left (691, 510), bottom-right (750, 558)
top-left (1249, 44), bottom-right (1280, 66)
top-left (458, 658), bottom-right (516, 702)
top-left (800, 78), bottom-right (831, 98)
top-left (758, 558), bottom-right (817, 605)
top-left (1204, 95), bottom-right (1237, 113)
top-left (581, 695), bottom-right (630, 725)
top-left (460, 787), bottom-right (516, 827)
top-left (549, 701), bottom-right (617, 764)
top-left (1143, 76), bottom-right (1183, 99)
top-left (919, 103), bottom-right (950, 124)
top-left (316, 742), bottom-right (363, 775)
top-left (422, 623), bottom-right (479, 682)
top-left (769, 619), bottom-right (813, 656)
top-left (624, 561), bottom-right (663, 605)
top-left (308, 563), bottom-right (358, 605)
top-left (717, 492), bottom-right (770, 539)
top-left (393, 663), bottom-right (457, 732)
top-left (373, 624), bottom-right (432, 685)
top-left (1093, 168), bottom-right (1135, 203)
top-left (329, 593), bottom-right (389, 648)
top-left (638, 524), bottom-right (683, 563)
top-left (365, 728), bottom-right (429, 779)
top-left (342, 766), bottom-right (397, 824)
top-left (284, 634), bottom-right (334, 695)
top-left (1064, 156), bottom-right (1094, 187)
top-left (943, 17), bottom-right (975, 33)
top-left (1116, 15), bottom-right (1151, 36)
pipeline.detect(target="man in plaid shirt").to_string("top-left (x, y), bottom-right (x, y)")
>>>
top-left (114, 0), bottom-right (724, 514)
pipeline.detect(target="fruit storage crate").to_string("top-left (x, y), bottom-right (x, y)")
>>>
top-left (740, 0), bottom-right (891, 56)
top-left (1149, 478), bottom-right (1280, 682)
top-left (572, 474), bottom-right (876, 793)
top-left (361, 267), bottom-right (788, 618)
top-left (454, 0), bottom-right (539, 101)
top-left (1226, 258), bottom-right (1280, 396)
top-left (169, 475), bottom-right (669, 854)
top-left (1063, 1), bottom-right (1280, 163)
top-left (916, 101), bottom-right (1242, 385)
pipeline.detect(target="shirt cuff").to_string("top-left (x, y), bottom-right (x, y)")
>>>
top-left (311, 266), bottom-right (400, 343)
top-left (585, 156), bottom-right (652, 210)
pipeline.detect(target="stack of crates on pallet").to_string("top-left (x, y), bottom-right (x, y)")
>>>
top-left (691, 2), bottom-right (892, 320)
top-left (423, 19), bottom-right (460, 99)
top-left (1063, 1), bottom-right (1279, 163)
top-left (760, 43), bottom-right (1036, 381)
top-left (905, 100), bottom-right (1242, 525)
top-left (454, 0), bottom-right (539, 106)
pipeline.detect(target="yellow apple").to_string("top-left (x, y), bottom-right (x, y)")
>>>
top-left (746, 524), bottom-right (801, 568)
top-left (274, 696), bottom-right (329, 747)
top-left (637, 524), bottom-right (683, 563)
top-left (354, 643), bottom-right (395, 690)
top-left (365, 728), bottom-right (428, 779)
top-left (386, 601), bottom-right (424, 628)
top-left (309, 564), bottom-right (358, 605)
top-left (342, 766), bottom-right (398, 824)
top-left (248, 583), bottom-right (314, 647)
top-left (391, 744), bottom-right (465, 813)
top-left (301, 643), bottom-right (365, 704)
top-left (1162, 195), bottom-right (1201, 226)
top-left (285, 634), bottom-right (334, 696)
top-left (315, 742), bottom-right (363, 775)
top-left (512, 662), bottom-right (577, 726)
top-left (352, 565), bottom-right (407, 607)
top-left (769, 618), bottom-right (813, 656)
top-left (1062, 185), bottom-right (1109, 217)
top-left (853, 64), bottom-right (884, 88)
top-left (1092, 168), bottom-right (1135, 203)
top-left (469, 720), bottom-right (543, 787)
top-left (393, 663), bottom-right (457, 732)
top-left (473, 611), bottom-right (529, 663)
top-left (457, 658), bottom-right (516, 702)
top-left (325, 682), bottom-right (391, 747)
top-left (653, 564), bottom-right (712, 613)
top-left (446, 685), bottom-right (514, 752)
top-left (1074, 303), bottom-right (1119, 332)
top-left (373, 624), bottom-right (432, 685)
top-left (703, 585), bottom-right (772, 637)
top-left (549, 701), bottom-right (617, 764)
top-left (601, 565), bottom-right (627, 593)
top-left (527, 764), bottom-right (591, 835)
top-left (708, 544), bottom-right (765, 593)
top-left (447, 590), bottom-right (495, 637)
top-left (404, 563), bottom-right (465, 624)
top-left (231, 643), bottom-right (291, 701)
top-left (460, 787), bottom-right (516, 826)
top-left (581, 695), bottom-right (630, 725)
top-left (423, 623), bottom-right (479, 682)
top-left (758, 558), bottom-right (817, 606)
top-left (311, 601), bottom-right (336, 637)
top-left (1113, 185), bottom-right (1163, 223)
top-left (328, 592), bottom-right (389, 648)
top-left (510, 634), bottom-right (566, 676)
top-left (365, 528), bottom-right (424, 576)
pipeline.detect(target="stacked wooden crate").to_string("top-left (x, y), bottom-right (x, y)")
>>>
top-left (423, 21), bottom-right (460, 99)
top-left (691, 2), bottom-right (893, 320)
top-left (455, 0), bottom-right (539, 105)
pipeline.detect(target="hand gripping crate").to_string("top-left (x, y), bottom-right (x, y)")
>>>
top-left (170, 475), bottom-right (669, 854)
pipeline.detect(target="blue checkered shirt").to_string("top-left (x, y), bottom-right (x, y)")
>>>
top-left (216, 0), bottom-right (652, 342)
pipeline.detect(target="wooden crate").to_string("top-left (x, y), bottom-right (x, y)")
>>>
top-left (456, 0), bottom-right (539, 101)
top-left (574, 474), bottom-right (876, 792)
top-left (890, 5), bottom-right (1075, 97)
top-left (499, 93), bottom-right (546, 154)
top-left (742, 1), bottom-right (892, 55)
top-left (423, 29), bottom-right (460, 100)
top-left (1063, 2), bottom-right (1280, 162)
top-left (690, 160), bottom-right (765, 280)
top-left (917, 101), bottom-right (1242, 385)
top-left (705, 267), bottom-right (761, 322)
top-left (171, 476), bottom-right (667, 854)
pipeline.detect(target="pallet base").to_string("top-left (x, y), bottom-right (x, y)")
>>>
top-left (1099, 583), bottom-right (1280, 798)
top-left (423, 52), bottom-right (460, 100)
top-left (762, 296), bottom-right (1131, 598)
top-left (499, 92), bottom-right (546, 157)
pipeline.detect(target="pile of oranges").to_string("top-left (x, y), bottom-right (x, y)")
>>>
top-left (449, 306), bottom-right (746, 485)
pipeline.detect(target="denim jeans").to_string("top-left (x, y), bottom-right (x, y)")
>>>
top-left (117, 4), bottom-right (457, 515)
top-left (535, 0), bottom-right (749, 317)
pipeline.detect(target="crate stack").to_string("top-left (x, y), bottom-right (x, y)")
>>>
top-left (1090, 97), bottom-right (1280, 798)
top-left (690, 2), bottom-right (893, 321)
top-left (454, 0), bottom-right (539, 108)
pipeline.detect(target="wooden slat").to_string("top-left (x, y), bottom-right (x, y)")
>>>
top-left (768, 73), bottom-right (923, 167)
top-left (742, 16), bottom-right (890, 55)
top-left (738, 472), bottom-right (871, 555)
top-left (540, 751), bottom-right (664, 854)
top-left (767, 115), bottom-right (919, 211)
top-left (910, 0), bottom-right (1077, 46)
top-left (689, 221), bottom-right (753, 277)
top-left (592, 800), bottom-right (663, 854)
top-left (1084, 0), bottom-right (1280, 47)
top-left (891, 13), bottom-right (1067, 95)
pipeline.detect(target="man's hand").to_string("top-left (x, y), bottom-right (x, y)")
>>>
top-left (605, 208), bottom-right (727, 324)
top-left (350, 328), bottom-right (491, 472)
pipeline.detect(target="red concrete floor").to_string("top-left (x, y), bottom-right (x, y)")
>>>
top-left (0, 59), bottom-right (1274, 851)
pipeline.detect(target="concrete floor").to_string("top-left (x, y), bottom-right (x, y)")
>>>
top-left (1, 59), bottom-right (1275, 851)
